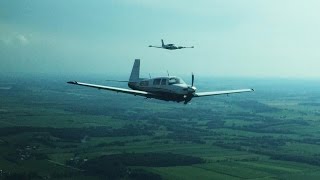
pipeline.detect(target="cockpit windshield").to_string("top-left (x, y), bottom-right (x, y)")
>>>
top-left (168, 77), bottom-right (185, 85)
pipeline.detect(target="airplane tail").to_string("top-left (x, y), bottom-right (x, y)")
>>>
top-left (161, 39), bottom-right (164, 47)
top-left (129, 59), bottom-right (140, 82)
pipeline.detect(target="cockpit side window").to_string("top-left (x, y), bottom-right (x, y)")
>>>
top-left (161, 79), bottom-right (167, 85)
top-left (168, 78), bottom-right (179, 85)
top-left (168, 77), bottom-right (185, 85)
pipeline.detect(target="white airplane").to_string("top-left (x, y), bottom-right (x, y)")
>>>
top-left (67, 59), bottom-right (254, 104)
top-left (149, 39), bottom-right (194, 50)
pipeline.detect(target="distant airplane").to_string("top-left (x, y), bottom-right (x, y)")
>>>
top-left (67, 59), bottom-right (253, 104)
top-left (149, 39), bottom-right (194, 50)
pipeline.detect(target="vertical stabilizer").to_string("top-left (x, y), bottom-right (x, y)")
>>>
top-left (129, 59), bottom-right (140, 82)
top-left (161, 39), bottom-right (164, 47)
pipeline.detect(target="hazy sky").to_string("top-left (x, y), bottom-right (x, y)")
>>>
top-left (1, 0), bottom-right (320, 78)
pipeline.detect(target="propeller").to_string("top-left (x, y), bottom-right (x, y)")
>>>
top-left (191, 73), bottom-right (194, 87)
top-left (184, 73), bottom-right (196, 104)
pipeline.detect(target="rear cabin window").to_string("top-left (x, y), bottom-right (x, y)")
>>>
top-left (161, 79), bottom-right (167, 85)
top-left (153, 79), bottom-right (161, 85)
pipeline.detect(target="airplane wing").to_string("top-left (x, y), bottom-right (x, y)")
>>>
top-left (67, 81), bottom-right (153, 97)
top-left (149, 45), bottom-right (163, 48)
top-left (194, 89), bottom-right (254, 97)
top-left (178, 46), bottom-right (194, 49)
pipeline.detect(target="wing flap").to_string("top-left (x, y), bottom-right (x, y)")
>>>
top-left (67, 81), bottom-right (151, 96)
top-left (194, 89), bottom-right (254, 97)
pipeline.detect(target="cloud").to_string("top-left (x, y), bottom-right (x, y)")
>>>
top-left (0, 33), bottom-right (29, 46)
top-left (16, 34), bottom-right (29, 45)
top-left (0, 23), bottom-right (30, 46)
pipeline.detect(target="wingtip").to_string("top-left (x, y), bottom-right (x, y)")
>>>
top-left (251, 88), bottom-right (255, 91)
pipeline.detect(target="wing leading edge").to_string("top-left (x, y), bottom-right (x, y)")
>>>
top-left (194, 89), bottom-right (254, 97)
top-left (67, 81), bottom-right (152, 97)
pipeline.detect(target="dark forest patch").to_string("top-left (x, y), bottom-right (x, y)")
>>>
top-left (76, 152), bottom-right (203, 179)
top-left (0, 125), bottom-right (154, 141)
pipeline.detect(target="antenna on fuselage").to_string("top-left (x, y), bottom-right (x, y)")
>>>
top-left (167, 70), bottom-right (170, 77)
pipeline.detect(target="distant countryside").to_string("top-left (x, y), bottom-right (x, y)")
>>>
top-left (1, 75), bottom-right (320, 179)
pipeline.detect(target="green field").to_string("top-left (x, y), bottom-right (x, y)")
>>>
top-left (1, 76), bottom-right (320, 179)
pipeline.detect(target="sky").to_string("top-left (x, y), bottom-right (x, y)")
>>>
top-left (1, 0), bottom-right (320, 78)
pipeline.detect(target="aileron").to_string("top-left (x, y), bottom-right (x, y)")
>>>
top-left (194, 89), bottom-right (254, 97)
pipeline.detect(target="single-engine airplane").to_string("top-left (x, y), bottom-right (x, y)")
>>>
top-left (149, 39), bottom-right (194, 50)
top-left (67, 59), bottom-right (254, 104)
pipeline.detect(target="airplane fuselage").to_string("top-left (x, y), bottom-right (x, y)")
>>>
top-left (128, 76), bottom-right (195, 102)
top-left (162, 44), bottom-right (179, 50)
top-left (149, 40), bottom-right (193, 50)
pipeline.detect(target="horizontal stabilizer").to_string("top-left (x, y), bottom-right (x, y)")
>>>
top-left (67, 81), bottom-right (78, 84)
top-left (105, 80), bottom-right (129, 82)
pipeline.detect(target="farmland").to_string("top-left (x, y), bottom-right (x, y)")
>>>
top-left (0, 74), bottom-right (320, 179)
